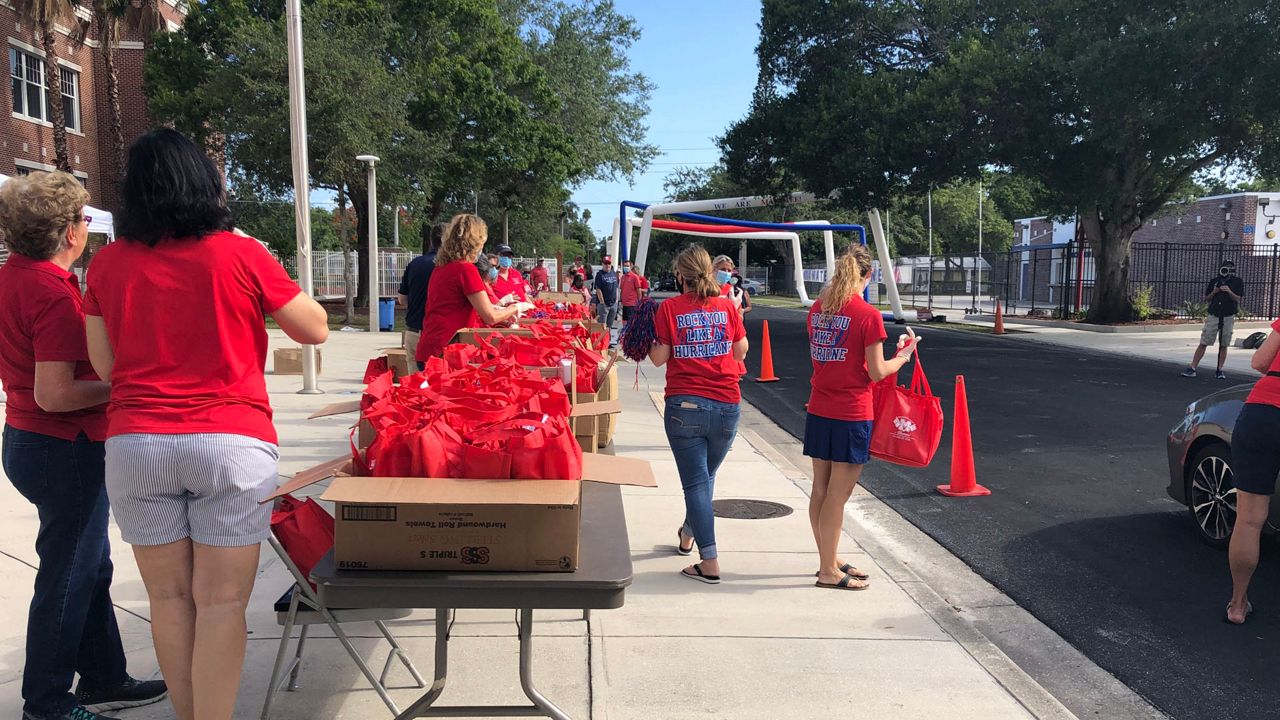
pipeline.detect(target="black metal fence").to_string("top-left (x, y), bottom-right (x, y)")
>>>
top-left (885, 242), bottom-right (1280, 320)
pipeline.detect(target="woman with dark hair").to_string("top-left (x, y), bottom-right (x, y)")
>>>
top-left (83, 129), bottom-right (329, 720)
top-left (0, 172), bottom-right (167, 720)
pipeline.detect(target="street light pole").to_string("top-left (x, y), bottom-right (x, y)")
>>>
top-left (357, 155), bottom-right (380, 333)
top-left (975, 178), bottom-right (984, 313)
top-left (286, 0), bottom-right (320, 394)
top-left (927, 188), bottom-right (933, 309)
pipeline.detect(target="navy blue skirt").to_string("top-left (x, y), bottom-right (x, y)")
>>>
top-left (803, 413), bottom-right (873, 464)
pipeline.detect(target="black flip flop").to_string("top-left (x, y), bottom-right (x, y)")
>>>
top-left (676, 528), bottom-right (693, 556)
top-left (816, 573), bottom-right (869, 591)
top-left (1223, 601), bottom-right (1254, 625)
top-left (681, 564), bottom-right (720, 584)
top-left (814, 563), bottom-right (869, 581)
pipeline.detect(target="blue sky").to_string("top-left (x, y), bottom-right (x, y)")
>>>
top-left (571, 0), bottom-right (762, 238)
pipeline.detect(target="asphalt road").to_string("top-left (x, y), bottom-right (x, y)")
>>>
top-left (738, 305), bottom-right (1279, 720)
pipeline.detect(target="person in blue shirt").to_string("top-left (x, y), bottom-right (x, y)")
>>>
top-left (593, 255), bottom-right (621, 344)
top-left (397, 223), bottom-right (445, 369)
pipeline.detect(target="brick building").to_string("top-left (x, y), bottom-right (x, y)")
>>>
top-left (1009, 193), bottom-right (1280, 316)
top-left (3, 1), bottom-right (184, 210)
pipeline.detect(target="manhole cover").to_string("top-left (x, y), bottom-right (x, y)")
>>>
top-left (712, 499), bottom-right (794, 520)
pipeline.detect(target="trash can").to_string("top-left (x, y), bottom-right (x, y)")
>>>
top-left (378, 298), bottom-right (395, 332)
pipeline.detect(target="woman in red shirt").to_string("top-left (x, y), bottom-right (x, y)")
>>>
top-left (649, 246), bottom-right (749, 584)
top-left (415, 215), bottom-right (523, 361)
top-left (0, 172), bottom-right (167, 719)
top-left (1225, 322), bottom-right (1280, 624)
top-left (84, 129), bottom-right (329, 720)
top-left (805, 245), bottom-right (917, 591)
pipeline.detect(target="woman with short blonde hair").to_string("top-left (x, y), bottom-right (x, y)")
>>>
top-left (805, 244), bottom-right (917, 591)
top-left (415, 214), bottom-right (524, 361)
top-left (649, 245), bottom-right (749, 584)
top-left (0, 171), bottom-right (168, 720)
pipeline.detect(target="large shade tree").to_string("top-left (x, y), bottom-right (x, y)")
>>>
top-left (722, 0), bottom-right (1280, 323)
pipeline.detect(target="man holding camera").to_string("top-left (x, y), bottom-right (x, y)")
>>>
top-left (1182, 260), bottom-right (1245, 379)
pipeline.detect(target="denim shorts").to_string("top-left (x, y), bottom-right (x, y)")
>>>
top-left (1232, 403), bottom-right (1280, 496)
top-left (803, 413), bottom-right (873, 464)
top-left (105, 433), bottom-right (279, 547)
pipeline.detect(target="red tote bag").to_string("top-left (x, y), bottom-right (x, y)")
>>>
top-left (870, 353), bottom-right (945, 468)
top-left (270, 494), bottom-right (335, 588)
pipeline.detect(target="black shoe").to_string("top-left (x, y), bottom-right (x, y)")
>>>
top-left (23, 706), bottom-right (120, 720)
top-left (75, 677), bottom-right (167, 712)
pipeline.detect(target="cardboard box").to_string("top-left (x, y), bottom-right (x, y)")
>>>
top-left (267, 453), bottom-right (655, 572)
top-left (274, 347), bottom-right (322, 375)
top-left (381, 346), bottom-right (411, 379)
top-left (538, 291), bottom-right (586, 305)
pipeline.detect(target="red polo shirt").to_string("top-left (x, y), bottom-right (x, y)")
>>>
top-left (0, 254), bottom-right (109, 441)
top-left (84, 232), bottom-right (303, 444)
top-left (493, 268), bottom-right (528, 302)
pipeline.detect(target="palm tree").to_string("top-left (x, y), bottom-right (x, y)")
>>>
top-left (13, 0), bottom-right (78, 171)
top-left (86, 0), bottom-right (164, 182)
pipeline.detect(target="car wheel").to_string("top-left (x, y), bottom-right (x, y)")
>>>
top-left (1186, 443), bottom-right (1237, 549)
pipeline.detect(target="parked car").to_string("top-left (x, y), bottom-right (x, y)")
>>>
top-left (738, 278), bottom-right (766, 295)
top-left (655, 276), bottom-right (677, 292)
top-left (1166, 385), bottom-right (1280, 547)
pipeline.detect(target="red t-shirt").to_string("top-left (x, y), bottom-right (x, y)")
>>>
top-left (639, 275), bottom-right (650, 292)
top-left (529, 266), bottom-right (549, 290)
top-left (417, 260), bottom-right (485, 360)
top-left (806, 296), bottom-right (888, 421)
top-left (493, 268), bottom-right (528, 302)
top-left (0, 255), bottom-right (109, 441)
top-left (619, 273), bottom-right (644, 306)
top-left (1246, 318), bottom-right (1280, 407)
top-left (655, 293), bottom-right (746, 404)
top-left (84, 232), bottom-right (302, 444)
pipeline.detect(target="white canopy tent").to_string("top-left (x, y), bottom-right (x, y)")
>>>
top-left (0, 172), bottom-right (116, 241)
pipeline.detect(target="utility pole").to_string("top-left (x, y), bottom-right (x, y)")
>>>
top-left (927, 188), bottom-right (933, 309)
top-left (286, 0), bottom-right (320, 393)
top-left (357, 155), bottom-right (379, 333)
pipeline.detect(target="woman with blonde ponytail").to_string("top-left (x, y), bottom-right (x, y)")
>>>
top-left (806, 243), bottom-right (918, 591)
top-left (649, 245), bottom-right (749, 584)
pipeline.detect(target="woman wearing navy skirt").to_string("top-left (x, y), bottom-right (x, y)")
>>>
top-left (805, 245), bottom-right (917, 591)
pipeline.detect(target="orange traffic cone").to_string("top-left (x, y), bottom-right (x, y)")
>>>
top-left (993, 300), bottom-right (1006, 335)
top-left (937, 375), bottom-right (990, 497)
top-left (755, 320), bottom-right (780, 383)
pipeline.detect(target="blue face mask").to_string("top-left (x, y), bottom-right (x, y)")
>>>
top-left (622, 266), bottom-right (631, 274)
top-left (715, 270), bottom-right (732, 285)
top-left (487, 267), bottom-right (498, 280)
top-left (499, 256), bottom-right (513, 269)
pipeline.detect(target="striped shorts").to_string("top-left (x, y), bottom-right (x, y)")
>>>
top-left (105, 433), bottom-right (279, 547)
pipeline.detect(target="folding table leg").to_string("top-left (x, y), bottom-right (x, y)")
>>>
top-left (518, 609), bottom-right (571, 720)
top-left (394, 607), bottom-right (451, 719)
top-left (374, 620), bottom-right (427, 688)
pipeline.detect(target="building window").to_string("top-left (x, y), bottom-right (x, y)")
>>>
top-left (13, 166), bottom-right (32, 176)
top-left (8, 47), bottom-right (80, 132)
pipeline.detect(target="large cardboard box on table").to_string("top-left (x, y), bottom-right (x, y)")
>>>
top-left (268, 452), bottom-right (654, 572)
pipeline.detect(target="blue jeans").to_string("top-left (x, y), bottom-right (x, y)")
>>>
top-left (664, 396), bottom-right (740, 561)
top-left (2, 425), bottom-right (128, 717)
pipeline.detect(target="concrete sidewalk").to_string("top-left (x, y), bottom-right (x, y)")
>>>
top-left (0, 330), bottom-right (1068, 719)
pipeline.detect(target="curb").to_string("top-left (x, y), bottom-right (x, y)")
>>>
top-left (735, 404), bottom-right (1168, 720)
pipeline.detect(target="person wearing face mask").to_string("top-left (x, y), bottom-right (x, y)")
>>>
top-left (416, 215), bottom-right (527, 362)
top-left (619, 259), bottom-right (646, 330)
top-left (1182, 260), bottom-right (1245, 379)
top-left (493, 245), bottom-right (530, 303)
top-left (594, 255), bottom-right (621, 342)
top-left (713, 255), bottom-right (751, 315)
